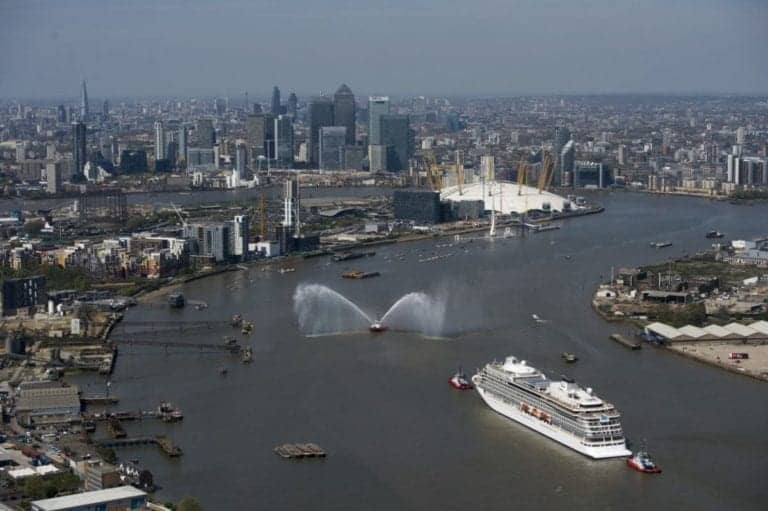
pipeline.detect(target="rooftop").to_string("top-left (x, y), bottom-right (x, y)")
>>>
top-left (31, 486), bottom-right (146, 511)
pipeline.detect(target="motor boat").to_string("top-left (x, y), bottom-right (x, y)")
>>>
top-left (369, 322), bottom-right (387, 333)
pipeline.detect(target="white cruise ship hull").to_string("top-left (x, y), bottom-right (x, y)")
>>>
top-left (476, 387), bottom-right (631, 459)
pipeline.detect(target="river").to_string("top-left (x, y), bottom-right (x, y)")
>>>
top-left (72, 192), bottom-right (767, 510)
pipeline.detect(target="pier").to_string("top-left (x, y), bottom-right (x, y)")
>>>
top-left (112, 338), bottom-right (242, 353)
top-left (97, 436), bottom-right (183, 457)
top-left (610, 333), bottom-right (642, 350)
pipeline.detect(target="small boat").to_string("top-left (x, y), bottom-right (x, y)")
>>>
top-left (168, 293), bottom-right (185, 308)
top-left (231, 314), bottom-right (243, 327)
top-left (219, 367), bottom-right (228, 375)
top-left (564, 255), bottom-right (572, 260)
top-left (705, 231), bottom-right (724, 239)
top-left (242, 347), bottom-right (253, 363)
top-left (449, 370), bottom-right (473, 390)
top-left (278, 268), bottom-right (295, 274)
top-left (342, 271), bottom-right (381, 279)
top-left (561, 352), bottom-right (578, 363)
top-left (627, 448), bottom-right (662, 474)
top-left (369, 322), bottom-right (387, 333)
top-left (650, 241), bottom-right (672, 249)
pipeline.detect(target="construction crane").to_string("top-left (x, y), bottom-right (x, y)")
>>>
top-left (424, 151), bottom-right (442, 191)
top-left (170, 203), bottom-right (187, 230)
top-left (455, 150), bottom-right (464, 195)
top-left (537, 152), bottom-right (555, 194)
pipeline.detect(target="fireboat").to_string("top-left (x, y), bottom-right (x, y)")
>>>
top-left (369, 321), bottom-right (387, 333)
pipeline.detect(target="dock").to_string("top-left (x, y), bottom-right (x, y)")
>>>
top-left (274, 443), bottom-right (326, 459)
top-left (81, 396), bottom-right (119, 406)
top-left (97, 435), bottom-right (183, 457)
top-left (610, 333), bottom-right (642, 350)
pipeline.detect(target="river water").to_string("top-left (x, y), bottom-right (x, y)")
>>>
top-left (75, 192), bottom-right (767, 510)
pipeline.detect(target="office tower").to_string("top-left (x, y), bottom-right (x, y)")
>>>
top-left (102, 100), bottom-right (109, 118)
top-left (46, 163), bottom-right (62, 194)
top-left (231, 215), bottom-right (250, 258)
top-left (15, 141), bottom-right (27, 162)
top-left (368, 96), bottom-right (390, 146)
top-left (80, 80), bottom-right (89, 121)
top-left (177, 126), bottom-right (187, 164)
top-left (46, 144), bottom-right (56, 161)
top-left (379, 114), bottom-right (410, 172)
top-left (288, 93), bottom-right (298, 117)
top-left (560, 140), bottom-right (575, 186)
top-left (165, 141), bottom-right (178, 169)
top-left (617, 144), bottom-right (628, 166)
top-left (57, 105), bottom-right (66, 123)
top-left (369, 145), bottom-right (387, 173)
top-left (308, 97), bottom-right (335, 167)
top-left (271, 86), bottom-right (281, 115)
top-left (195, 119), bottom-right (215, 148)
top-left (274, 115), bottom-right (294, 168)
top-left (553, 127), bottom-right (572, 184)
top-left (736, 126), bottom-right (746, 145)
top-left (186, 148), bottom-right (216, 169)
top-left (334, 84), bottom-right (356, 146)
top-left (235, 143), bottom-right (247, 173)
top-left (72, 121), bottom-right (87, 176)
top-left (319, 127), bottom-right (347, 170)
top-left (246, 113), bottom-right (275, 161)
top-left (154, 121), bottom-right (166, 160)
top-left (215, 98), bottom-right (226, 116)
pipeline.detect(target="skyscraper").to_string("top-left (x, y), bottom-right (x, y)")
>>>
top-left (308, 97), bottom-right (335, 168)
top-left (72, 121), bottom-right (87, 177)
top-left (102, 100), bottom-right (109, 118)
top-left (195, 119), bottom-right (216, 148)
top-left (287, 93), bottom-right (298, 117)
top-left (560, 140), bottom-right (575, 186)
top-left (379, 114), bottom-right (410, 172)
top-left (553, 126), bottom-right (571, 183)
top-left (154, 121), bottom-right (166, 161)
top-left (246, 113), bottom-right (276, 161)
top-left (319, 127), bottom-right (347, 171)
top-left (177, 126), bottom-right (188, 164)
top-left (274, 115), bottom-right (294, 168)
top-left (368, 96), bottom-right (390, 146)
top-left (271, 86), bottom-right (281, 115)
top-left (334, 84), bottom-right (356, 146)
top-left (80, 80), bottom-right (89, 121)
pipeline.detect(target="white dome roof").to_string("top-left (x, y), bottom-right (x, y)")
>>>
top-left (441, 181), bottom-right (570, 215)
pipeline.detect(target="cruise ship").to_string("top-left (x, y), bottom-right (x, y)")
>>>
top-left (472, 356), bottom-right (631, 459)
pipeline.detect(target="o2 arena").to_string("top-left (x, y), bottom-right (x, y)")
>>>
top-left (440, 181), bottom-right (571, 215)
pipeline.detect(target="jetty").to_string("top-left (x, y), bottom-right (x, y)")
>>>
top-left (274, 443), bottom-right (326, 459)
top-left (97, 435), bottom-right (183, 457)
top-left (610, 333), bottom-right (642, 350)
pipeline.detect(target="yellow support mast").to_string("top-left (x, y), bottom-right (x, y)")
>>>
top-left (424, 151), bottom-right (442, 191)
top-left (517, 154), bottom-right (527, 196)
top-left (538, 152), bottom-right (554, 194)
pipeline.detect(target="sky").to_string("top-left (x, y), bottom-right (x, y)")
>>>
top-left (1, 0), bottom-right (767, 99)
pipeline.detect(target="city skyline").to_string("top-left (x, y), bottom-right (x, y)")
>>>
top-left (1, 0), bottom-right (767, 99)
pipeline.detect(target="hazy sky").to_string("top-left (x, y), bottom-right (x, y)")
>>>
top-left (1, 0), bottom-right (767, 99)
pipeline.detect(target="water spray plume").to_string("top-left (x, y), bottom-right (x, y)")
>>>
top-left (293, 284), bottom-right (446, 337)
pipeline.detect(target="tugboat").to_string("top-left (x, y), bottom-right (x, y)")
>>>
top-left (627, 447), bottom-right (662, 473)
top-left (449, 369), bottom-right (473, 390)
top-left (705, 231), bottom-right (725, 239)
top-left (561, 352), bottom-right (578, 363)
top-left (168, 293), bottom-right (185, 308)
top-left (369, 321), bottom-right (387, 333)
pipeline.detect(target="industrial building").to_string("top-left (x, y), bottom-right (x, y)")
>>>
top-left (644, 320), bottom-right (768, 344)
top-left (30, 486), bottom-right (147, 511)
top-left (15, 381), bottom-right (81, 426)
top-left (1, 275), bottom-right (46, 316)
top-left (393, 190), bottom-right (442, 224)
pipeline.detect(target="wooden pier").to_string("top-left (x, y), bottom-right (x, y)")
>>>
top-left (610, 333), bottom-right (642, 350)
top-left (97, 435), bottom-right (183, 457)
top-left (274, 443), bottom-right (326, 459)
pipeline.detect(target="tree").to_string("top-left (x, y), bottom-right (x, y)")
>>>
top-left (23, 220), bottom-right (45, 236)
top-left (177, 497), bottom-right (203, 511)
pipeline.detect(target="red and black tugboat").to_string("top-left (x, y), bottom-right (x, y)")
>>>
top-left (627, 447), bottom-right (662, 473)
top-left (449, 369), bottom-right (473, 390)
